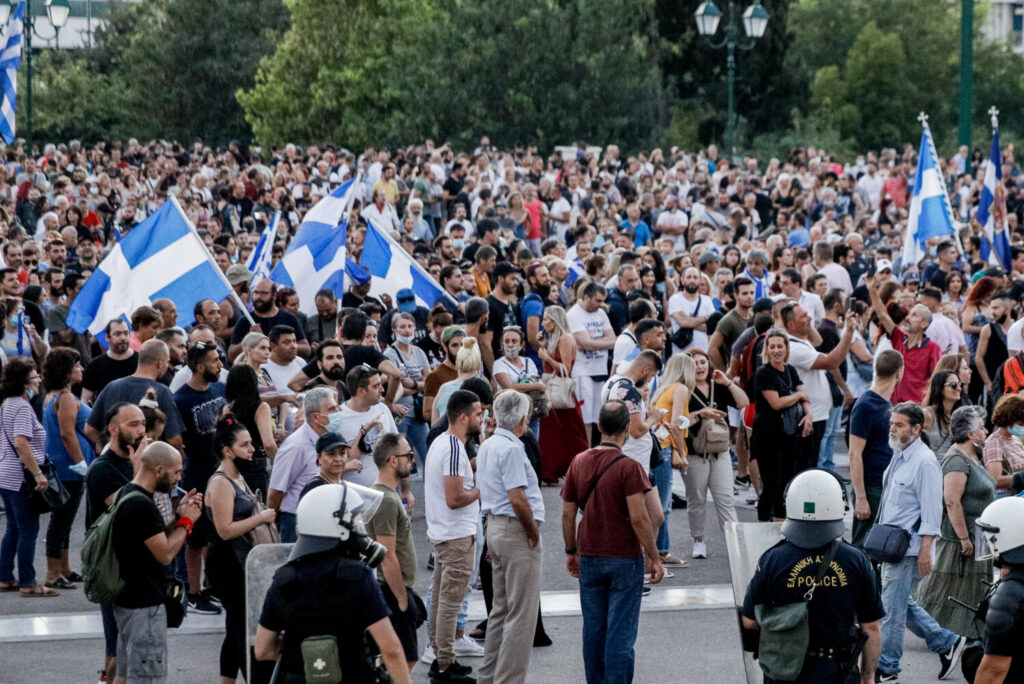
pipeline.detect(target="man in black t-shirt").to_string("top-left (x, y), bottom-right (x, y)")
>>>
top-left (82, 319), bottom-right (138, 405)
top-left (228, 279), bottom-right (310, 361)
top-left (296, 339), bottom-right (350, 401)
top-left (112, 441), bottom-right (203, 683)
top-left (486, 262), bottom-right (521, 364)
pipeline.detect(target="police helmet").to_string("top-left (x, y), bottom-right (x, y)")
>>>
top-left (976, 497), bottom-right (1024, 566)
top-left (781, 469), bottom-right (848, 549)
top-left (290, 482), bottom-right (384, 561)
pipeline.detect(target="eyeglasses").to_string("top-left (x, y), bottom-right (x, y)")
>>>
top-left (395, 451), bottom-right (416, 460)
top-left (23, 259), bottom-right (37, 266)
top-left (946, 381), bottom-right (962, 390)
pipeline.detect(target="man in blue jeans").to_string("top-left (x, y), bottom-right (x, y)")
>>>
top-left (561, 400), bottom-right (664, 684)
top-left (876, 402), bottom-right (967, 682)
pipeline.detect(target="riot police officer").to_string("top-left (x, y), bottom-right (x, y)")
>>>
top-left (254, 482), bottom-right (411, 684)
top-left (973, 496), bottom-right (1024, 684)
top-left (741, 469), bottom-right (883, 683)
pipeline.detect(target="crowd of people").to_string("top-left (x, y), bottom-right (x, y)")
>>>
top-left (2, 134), bottom-right (1024, 683)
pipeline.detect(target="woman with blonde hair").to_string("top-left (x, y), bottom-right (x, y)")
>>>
top-left (649, 354), bottom-right (695, 565)
top-left (430, 337), bottom-right (481, 424)
top-left (537, 306), bottom-right (589, 483)
top-left (685, 348), bottom-right (747, 558)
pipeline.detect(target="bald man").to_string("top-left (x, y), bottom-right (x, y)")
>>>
top-left (152, 299), bottom-right (179, 330)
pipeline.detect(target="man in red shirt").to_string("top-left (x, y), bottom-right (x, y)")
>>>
top-left (865, 274), bottom-right (941, 404)
top-left (561, 400), bottom-right (663, 684)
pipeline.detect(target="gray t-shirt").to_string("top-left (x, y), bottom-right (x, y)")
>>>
top-left (86, 376), bottom-right (184, 441)
top-left (384, 343), bottom-right (429, 411)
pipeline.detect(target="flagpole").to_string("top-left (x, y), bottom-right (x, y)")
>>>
top-left (168, 196), bottom-right (256, 326)
top-left (362, 216), bottom-right (459, 307)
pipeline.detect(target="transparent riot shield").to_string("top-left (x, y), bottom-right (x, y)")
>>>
top-left (246, 543), bottom-right (294, 679)
top-left (724, 521), bottom-right (785, 684)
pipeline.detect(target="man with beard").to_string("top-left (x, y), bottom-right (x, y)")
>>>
top-left (155, 327), bottom-right (187, 386)
top-left (434, 235), bottom-right (457, 269)
top-left (169, 326), bottom-right (229, 392)
top-left (81, 319), bottom-right (139, 405)
top-left (111, 441), bottom-right (204, 684)
top-left (486, 262), bottom-right (521, 368)
top-left (173, 342), bottom-right (226, 615)
top-left (228, 279), bottom-right (310, 362)
top-left (522, 262), bottom-right (557, 370)
top-left (84, 403), bottom-right (149, 683)
top-left (303, 288), bottom-right (339, 344)
top-left (297, 339), bottom-right (348, 399)
top-left (338, 365), bottom-right (400, 488)
top-left (668, 266), bottom-right (714, 354)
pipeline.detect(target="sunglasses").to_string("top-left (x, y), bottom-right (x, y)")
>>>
top-left (946, 381), bottom-right (962, 390)
top-left (23, 259), bottom-right (37, 266)
top-left (395, 451), bottom-right (416, 460)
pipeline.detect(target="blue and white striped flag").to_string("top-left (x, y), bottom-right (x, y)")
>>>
top-left (0, 1), bottom-right (24, 145)
top-left (360, 218), bottom-right (457, 310)
top-left (67, 197), bottom-right (238, 343)
top-left (977, 108), bottom-right (1012, 270)
top-left (903, 113), bottom-right (958, 268)
top-left (566, 256), bottom-right (585, 286)
top-left (270, 178), bottom-right (355, 316)
top-left (247, 211), bottom-right (279, 285)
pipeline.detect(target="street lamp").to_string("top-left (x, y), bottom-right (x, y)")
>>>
top-left (694, 0), bottom-right (770, 161)
top-left (0, 0), bottom-right (68, 151)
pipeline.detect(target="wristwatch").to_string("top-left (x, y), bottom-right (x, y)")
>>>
top-left (564, 547), bottom-right (577, 555)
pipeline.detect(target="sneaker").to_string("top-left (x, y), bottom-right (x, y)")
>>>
top-left (642, 585), bottom-right (652, 597)
top-left (692, 540), bottom-right (708, 559)
top-left (187, 593), bottom-right (221, 615)
top-left (200, 588), bottom-right (222, 606)
top-left (453, 634), bottom-right (485, 657)
top-left (420, 644), bottom-right (436, 665)
top-left (97, 671), bottom-right (107, 684)
top-left (428, 552), bottom-right (435, 571)
top-left (875, 672), bottom-right (898, 683)
top-left (734, 475), bottom-right (751, 488)
top-left (659, 552), bottom-right (688, 566)
top-left (938, 635), bottom-right (967, 679)
top-left (429, 658), bottom-right (476, 683)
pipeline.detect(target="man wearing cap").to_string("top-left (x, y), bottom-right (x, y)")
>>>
top-left (741, 469), bottom-right (882, 683)
top-left (298, 431), bottom-right (356, 500)
top-left (698, 250), bottom-right (721, 283)
top-left (379, 288), bottom-right (430, 347)
top-left (852, 259), bottom-right (894, 305)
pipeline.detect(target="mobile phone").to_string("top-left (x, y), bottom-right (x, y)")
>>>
top-left (866, 258), bottom-right (876, 278)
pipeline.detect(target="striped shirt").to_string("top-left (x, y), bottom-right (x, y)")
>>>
top-left (424, 432), bottom-right (479, 542)
top-left (0, 397), bottom-right (46, 491)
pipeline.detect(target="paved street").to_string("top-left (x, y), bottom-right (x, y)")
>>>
top-left (0, 447), bottom-right (957, 683)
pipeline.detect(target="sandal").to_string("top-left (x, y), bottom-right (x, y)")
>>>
top-left (0, 580), bottom-right (18, 592)
top-left (20, 584), bottom-right (59, 597)
top-left (45, 577), bottom-right (77, 590)
top-left (66, 571), bottom-right (84, 583)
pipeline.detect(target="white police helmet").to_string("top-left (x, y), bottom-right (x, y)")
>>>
top-left (782, 469), bottom-right (847, 549)
top-left (290, 482), bottom-right (383, 561)
top-left (976, 497), bottom-right (1024, 566)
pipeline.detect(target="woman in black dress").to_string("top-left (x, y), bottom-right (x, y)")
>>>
top-left (751, 329), bottom-right (813, 522)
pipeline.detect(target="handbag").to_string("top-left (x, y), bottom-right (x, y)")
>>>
top-left (242, 480), bottom-right (281, 547)
top-left (392, 344), bottom-right (426, 423)
top-left (542, 363), bottom-right (576, 410)
top-left (670, 296), bottom-right (701, 349)
top-left (776, 367), bottom-right (806, 436)
top-left (2, 404), bottom-right (70, 515)
top-left (692, 390), bottom-right (731, 455)
top-left (863, 466), bottom-right (915, 564)
top-left (753, 541), bottom-right (838, 681)
top-left (826, 371), bottom-right (844, 408)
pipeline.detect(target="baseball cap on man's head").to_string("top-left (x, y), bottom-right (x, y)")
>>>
top-left (226, 264), bottom-right (254, 285)
top-left (441, 325), bottom-right (466, 345)
top-left (396, 288), bottom-right (416, 313)
top-left (699, 251), bottom-right (721, 265)
top-left (875, 259), bottom-right (893, 273)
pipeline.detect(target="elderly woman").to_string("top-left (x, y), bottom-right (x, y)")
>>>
top-left (983, 394), bottom-right (1024, 490)
top-left (915, 406), bottom-right (995, 639)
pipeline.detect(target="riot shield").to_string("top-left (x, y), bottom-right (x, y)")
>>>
top-left (245, 542), bottom-right (295, 680)
top-left (724, 521), bottom-right (784, 684)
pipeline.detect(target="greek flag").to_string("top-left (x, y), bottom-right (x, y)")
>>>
top-left (903, 114), bottom-right (957, 268)
top-left (0, 1), bottom-right (24, 145)
top-left (360, 218), bottom-right (456, 310)
top-left (566, 256), bottom-right (585, 286)
top-left (67, 197), bottom-right (237, 343)
top-left (247, 211), bottom-right (279, 285)
top-left (977, 108), bottom-right (1012, 270)
top-left (270, 178), bottom-right (355, 316)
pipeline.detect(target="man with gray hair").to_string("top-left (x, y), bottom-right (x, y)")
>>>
top-left (267, 386), bottom-right (342, 542)
top-left (875, 401), bottom-right (967, 681)
top-left (741, 249), bottom-right (771, 299)
top-left (475, 390), bottom-right (544, 684)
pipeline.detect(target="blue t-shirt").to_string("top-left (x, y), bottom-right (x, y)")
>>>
top-left (849, 390), bottom-right (894, 488)
top-left (520, 292), bottom-right (545, 369)
top-left (619, 219), bottom-right (651, 247)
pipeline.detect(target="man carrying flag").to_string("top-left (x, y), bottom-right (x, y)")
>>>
top-left (0, 1), bottom-right (24, 145)
top-left (902, 113), bottom-right (958, 270)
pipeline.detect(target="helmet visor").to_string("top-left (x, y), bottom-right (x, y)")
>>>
top-left (341, 481), bottom-right (384, 525)
top-left (975, 522), bottom-right (998, 561)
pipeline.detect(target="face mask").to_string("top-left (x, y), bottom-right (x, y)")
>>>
top-left (503, 345), bottom-right (520, 358)
top-left (1010, 425), bottom-right (1024, 438)
top-left (928, 245), bottom-right (937, 257)
top-left (9, 315), bottom-right (17, 327)
top-left (482, 409), bottom-right (490, 425)
top-left (594, 235), bottom-right (606, 249)
top-left (26, 389), bottom-right (35, 399)
top-left (452, 238), bottom-right (465, 249)
top-left (396, 334), bottom-right (414, 345)
top-left (230, 254), bottom-right (238, 263)
top-left (324, 412), bottom-right (343, 433)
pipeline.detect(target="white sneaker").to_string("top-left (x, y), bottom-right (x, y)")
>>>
top-left (420, 644), bottom-right (436, 664)
top-left (692, 540), bottom-right (707, 559)
top-left (454, 634), bottom-right (486, 657)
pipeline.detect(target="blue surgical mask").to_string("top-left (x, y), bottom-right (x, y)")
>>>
top-left (325, 412), bottom-right (343, 432)
top-left (9, 315), bottom-right (17, 327)
top-left (26, 389), bottom-right (35, 399)
top-left (594, 235), bottom-right (606, 249)
top-left (396, 334), bottom-right (414, 345)
top-left (928, 245), bottom-right (937, 257)
top-left (452, 238), bottom-right (465, 249)
top-left (1010, 425), bottom-right (1024, 438)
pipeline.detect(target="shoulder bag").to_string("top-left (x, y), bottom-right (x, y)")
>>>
top-left (542, 362), bottom-right (577, 410)
top-left (776, 366), bottom-right (805, 436)
top-left (239, 476), bottom-right (281, 547)
top-left (754, 540), bottom-right (838, 681)
top-left (579, 452), bottom-right (628, 513)
top-left (2, 403), bottom-right (70, 515)
top-left (862, 465), bottom-right (916, 564)
top-left (670, 296), bottom-right (701, 349)
top-left (692, 389), bottom-right (731, 455)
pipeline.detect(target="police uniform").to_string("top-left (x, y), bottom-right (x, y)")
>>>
top-left (983, 568), bottom-right (1024, 682)
top-left (742, 539), bottom-right (883, 683)
top-left (258, 551), bottom-right (391, 684)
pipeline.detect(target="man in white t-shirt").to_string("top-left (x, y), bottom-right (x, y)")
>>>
top-left (668, 266), bottom-right (714, 354)
top-left (338, 365), bottom-right (399, 487)
top-left (611, 299), bottom-right (657, 375)
top-left (261, 326), bottom-right (306, 431)
top-left (773, 268), bottom-right (826, 327)
top-left (423, 389), bottom-right (483, 680)
top-left (656, 195), bottom-right (688, 253)
top-left (1007, 316), bottom-right (1024, 355)
top-left (782, 303), bottom-right (855, 472)
top-left (567, 282), bottom-right (617, 438)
